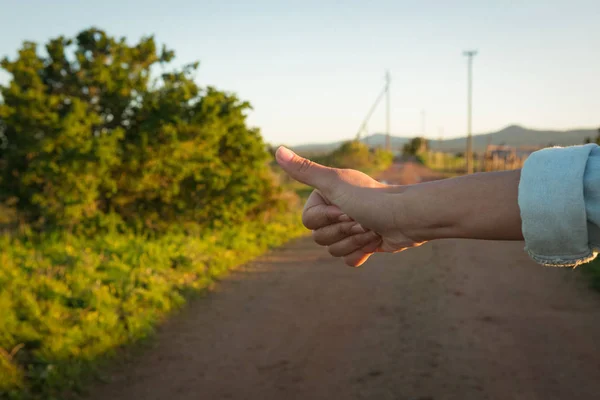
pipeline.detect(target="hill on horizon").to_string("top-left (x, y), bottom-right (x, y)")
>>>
top-left (290, 125), bottom-right (599, 154)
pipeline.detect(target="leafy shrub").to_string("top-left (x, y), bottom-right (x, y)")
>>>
top-left (0, 28), bottom-right (306, 399)
top-left (307, 140), bottom-right (394, 174)
top-left (0, 212), bottom-right (305, 399)
top-left (0, 28), bottom-right (278, 231)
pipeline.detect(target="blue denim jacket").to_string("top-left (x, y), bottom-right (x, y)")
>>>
top-left (519, 143), bottom-right (600, 267)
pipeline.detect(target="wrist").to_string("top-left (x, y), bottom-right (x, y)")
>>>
top-left (389, 170), bottom-right (523, 242)
top-left (389, 179), bottom-right (468, 242)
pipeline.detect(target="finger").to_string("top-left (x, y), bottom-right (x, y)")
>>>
top-left (304, 189), bottom-right (330, 208)
top-left (342, 238), bottom-right (382, 267)
top-left (343, 252), bottom-right (373, 268)
top-left (312, 221), bottom-right (366, 246)
top-left (377, 240), bottom-right (425, 253)
top-left (302, 190), bottom-right (344, 229)
top-left (275, 146), bottom-right (338, 193)
top-left (327, 231), bottom-right (381, 257)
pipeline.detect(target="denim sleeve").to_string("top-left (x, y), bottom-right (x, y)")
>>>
top-left (518, 143), bottom-right (600, 267)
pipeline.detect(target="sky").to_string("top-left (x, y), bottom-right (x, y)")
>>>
top-left (0, 0), bottom-right (598, 145)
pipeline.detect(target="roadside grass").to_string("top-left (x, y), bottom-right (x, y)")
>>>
top-left (581, 257), bottom-right (600, 291)
top-left (0, 211), bottom-right (306, 400)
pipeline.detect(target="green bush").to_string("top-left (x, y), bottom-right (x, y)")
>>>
top-left (402, 137), bottom-right (428, 156)
top-left (0, 28), bottom-right (278, 231)
top-left (305, 140), bottom-right (394, 175)
top-left (0, 212), bottom-right (305, 399)
top-left (0, 28), bottom-right (308, 399)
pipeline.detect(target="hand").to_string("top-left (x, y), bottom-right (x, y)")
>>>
top-left (276, 147), bottom-right (426, 266)
top-left (302, 189), bottom-right (383, 267)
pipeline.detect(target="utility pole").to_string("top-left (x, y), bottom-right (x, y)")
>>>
top-left (385, 70), bottom-right (391, 151)
top-left (438, 126), bottom-right (444, 171)
top-left (463, 50), bottom-right (477, 174)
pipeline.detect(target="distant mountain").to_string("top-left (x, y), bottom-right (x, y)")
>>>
top-left (291, 134), bottom-right (412, 155)
top-left (291, 141), bottom-right (347, 154)
top-left (429, 125), bottom-right (598, 152)
top-left (290, 125), bottom-right (598, 154)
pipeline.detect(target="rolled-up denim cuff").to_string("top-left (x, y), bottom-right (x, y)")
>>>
top-left (526, 249), bottom-right (596, 267)
top-left (518, 144), bottom-right (598, 267)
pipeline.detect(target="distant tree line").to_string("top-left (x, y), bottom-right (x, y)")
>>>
top-left (584, 127), bottom-right (600, 145)
top-left (306, 140), bottom-right (394, 173)
top-left (402, 137), bottom-right (428, 156)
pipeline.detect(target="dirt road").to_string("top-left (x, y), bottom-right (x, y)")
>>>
top-left (89, 164), bottom-right (600, 400)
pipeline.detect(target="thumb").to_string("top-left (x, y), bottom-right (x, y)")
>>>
top-left (276, 146), bottom-right (337, 192)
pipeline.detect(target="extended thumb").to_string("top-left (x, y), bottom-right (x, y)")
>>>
top-left (275, 146), bottom-right (335, 191)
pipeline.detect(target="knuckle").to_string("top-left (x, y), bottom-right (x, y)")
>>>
top-left (333, 168), bottom-right (348, 180)
top-left (325, 207), bottom-right (339, 224)
top-left (298, 158), bottom-right (313, 173)
top-left (351, 234), bottom-right (366, 247)
top-left (339, 222), bottom-right (353, 235)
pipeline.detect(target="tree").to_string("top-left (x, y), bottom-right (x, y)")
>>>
top-left (583, 128), bottom-right (600, 145)
top-left (402, 137), bottom-right (428, 156)
top-left (329, 140), bottom-right (371, 169)
top-left (0, 28), bottom-right (277, 230)
top-left (314, 140), bottom-right (393, 174)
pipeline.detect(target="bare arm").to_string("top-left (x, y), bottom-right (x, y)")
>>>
top-left (276, 146), bottom-right (523, 266)
top-left (397, 170), bottom-right (523, 242)
top-left (277, 145), bottom-right (600, 268)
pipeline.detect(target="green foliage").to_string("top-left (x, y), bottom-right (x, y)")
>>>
top-left (0, 28), bottom-right (278, 230)
top-left (310, 140), bottom-right (394, 174)
top-left (328, 141), bottom-right (371, 168)
top-left (583, 127), bottom-right (600, 145)
top-left (581, 257), bottom-right (600, 291)
top-left (402, 137), bottom-right (428, 156)
top-left (0, 212), bottom-right (305, 399)
top-left (0, 28), bottom-right (304, 399)
top-left (370, 147), bottom-right (394, 172)
top-left (422, 151), bottom-right (466, 172)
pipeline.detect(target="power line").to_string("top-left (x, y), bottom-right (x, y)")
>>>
top-left (355, 71), bottom-right (391, 152)
top-left (386, 70), bottom-right (391, 151)
top-left (356, 85), bottom-right (387, 140)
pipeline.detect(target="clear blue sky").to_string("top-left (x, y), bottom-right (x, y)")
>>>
top-left (0, 0), bottom-right (598, 145)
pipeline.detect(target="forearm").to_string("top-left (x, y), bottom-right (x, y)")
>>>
top-left (396, 170), bottom-right (523, 242)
